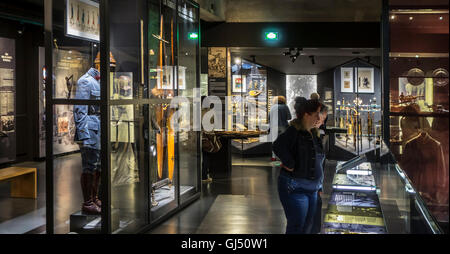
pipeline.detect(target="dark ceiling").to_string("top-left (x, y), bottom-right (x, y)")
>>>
top-left (229, 47), bottom-right (381, 75)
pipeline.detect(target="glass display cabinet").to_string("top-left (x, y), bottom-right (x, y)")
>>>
top-left (323, 150), bottom-right (444, 234)
top-left (333, 59), bottom-right (383, 156)
top-left (387, 7), bottom-right (449, 230)
top-left (229, 57), bottom-right (269, 153)
top-left (44, 0), bottom-right (200, 234)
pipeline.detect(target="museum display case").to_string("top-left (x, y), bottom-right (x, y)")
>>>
top-left (323, 151), bottom-right (443, 234)
top-left (44, 0), bottom-right (200, 234)
top-left (229, 58), bottom-right (269, 153)
top-left (387, 8), bottom-right (449, 228)
top-left (332, 59), bottom-right (383, 156)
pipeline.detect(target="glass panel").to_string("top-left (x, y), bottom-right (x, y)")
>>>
top-left (107, 0), bottom-right (149, 233)
top-left (230, 57), bottom-right (268, 152)
top-left (110, 104), bottom-right (148, 233)
top-left (149, 0), bottom-right (177, 100)
top-left (178, 0), bottom-right (199, 201)
top-left (389, 9), bottom-right (449, 228)
top-left (148, 0), bottom-right (179, 221)
top-left (51, 0), bottom-right (101, 234)
top-left (333, 63), bottom-right (382, 156)
top-left (149, 102), bottom-right (178, 221)
top-left (52, 0), bottom-right (98, 100)
top-left (108, 0), bottom-right (147, 100)
top-left (378, 155), bottom-right (443, 233)
top-left (53, 104), bottom-right (102, 234)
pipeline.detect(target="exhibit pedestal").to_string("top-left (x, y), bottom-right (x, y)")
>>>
top-left (69, 209), bottom-right (120, 234)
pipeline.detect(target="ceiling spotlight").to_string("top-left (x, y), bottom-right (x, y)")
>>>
top-left (439, 16), bottom-right (443, 20)
top-left (235, 57), bottom-right (241, 65)
top-left (409, 16), bottom-right (413, 20)
top-left (391, 15), bottom-right (395, 20)
top-left (309, 55), bottom-right (315, 65)
top-left (284, 47), bottom-right (302, 63)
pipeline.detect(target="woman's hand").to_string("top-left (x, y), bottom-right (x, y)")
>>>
top-left (280, 163), bottom-right (294, 172)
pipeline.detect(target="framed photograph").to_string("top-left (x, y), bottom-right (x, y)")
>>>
top-left (232, 75), bottom-right (246, 93)
top-left (208, 47), bottom-right (226, 78)
top-left (357, 67), bottom-right (374, 93)
top-left (66, 0), bottom-right (100, 42)
top-left (340, 67), bottom-right (353, 93)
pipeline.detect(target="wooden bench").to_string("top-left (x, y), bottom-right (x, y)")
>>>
top-left (0, 167), bottom-right (37, 199)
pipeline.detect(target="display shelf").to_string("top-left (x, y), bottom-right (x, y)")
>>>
top-left (389, 111), bottom-right (449, 118)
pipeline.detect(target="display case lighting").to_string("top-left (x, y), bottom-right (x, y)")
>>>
top-left (347, 169), bottom-right (372, 175)
top-left (333, 185), bottom-right (376, 191)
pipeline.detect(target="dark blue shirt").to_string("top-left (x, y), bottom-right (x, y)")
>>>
top-left (270, 104), bottom-right (292, 128)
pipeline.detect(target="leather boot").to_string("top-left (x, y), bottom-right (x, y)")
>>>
top-left (81, 172), bottom-right (101, 215)
top-left (92, 171), bottom-right (102, 208)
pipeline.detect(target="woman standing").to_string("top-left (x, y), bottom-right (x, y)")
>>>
top-left (272, 99), bottom-right (325, 234)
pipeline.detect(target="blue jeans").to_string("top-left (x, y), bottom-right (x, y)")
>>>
top-left (278, 173), bottom-right (318, 234)
top-left (81, 147), bottom-right (101, 173)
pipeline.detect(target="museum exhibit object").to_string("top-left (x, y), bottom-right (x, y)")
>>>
top-left (387, 7), bottom-right (449, 229)
top-left (44, 0), bottom-right (200, 234)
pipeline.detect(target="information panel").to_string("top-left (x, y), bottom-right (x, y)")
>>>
top-left (0, 37), bottom-right (16, 164)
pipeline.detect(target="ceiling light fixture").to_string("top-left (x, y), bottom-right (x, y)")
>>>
top-left (283, 47), bottom-right (301, 63)
top-left (409, 16), bottom-right (413, 20)
top-left (439, 16), bottom-right (443, 20)
top-left (391, 15), bottom-right (396, 20)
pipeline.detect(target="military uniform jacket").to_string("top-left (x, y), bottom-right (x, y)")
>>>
top-left (73, 68), bottom-right (101, 150)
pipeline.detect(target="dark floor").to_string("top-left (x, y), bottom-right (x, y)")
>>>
top-left (146, 155), bottom-right (336, 234)
top-left (0, 153), bottom-right (335, 234)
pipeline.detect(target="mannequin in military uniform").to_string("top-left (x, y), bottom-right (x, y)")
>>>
top-left (74, 52), bottom-right (115, 214)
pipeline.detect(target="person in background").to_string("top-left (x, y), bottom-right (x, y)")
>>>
top-left (269, 96), bottom-right (292, 161)
top-left (273, 99), bottom-right (324, 234)
top-left (310, 101), bottom-right (329, 234)
top-left (310, 92), bottom-right (320, 100)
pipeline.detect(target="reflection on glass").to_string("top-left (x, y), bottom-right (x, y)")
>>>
top-left (53, 49), bottom-right (92, 99)
top-left (107, 0), bottom-right (150, 233)
top-left (389, 10), bottom-right (449, 225)
top-left (149, 0), bottom-right (177, 100)
top-left (110, 104), bottom-right (146, 233)
top-left (178, 0), bottom-right (199, 201)
top-left (52, 104), bottom-right (102, 234)
top-left (333, 63), bottom-right (382, 156)
top-left (149, 103), bottom-right (177, 219)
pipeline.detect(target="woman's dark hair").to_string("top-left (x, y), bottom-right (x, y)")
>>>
top-left (294, 97), bottom-right (307, 115)
top-left (296, 99), bottom-right (322, 119)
